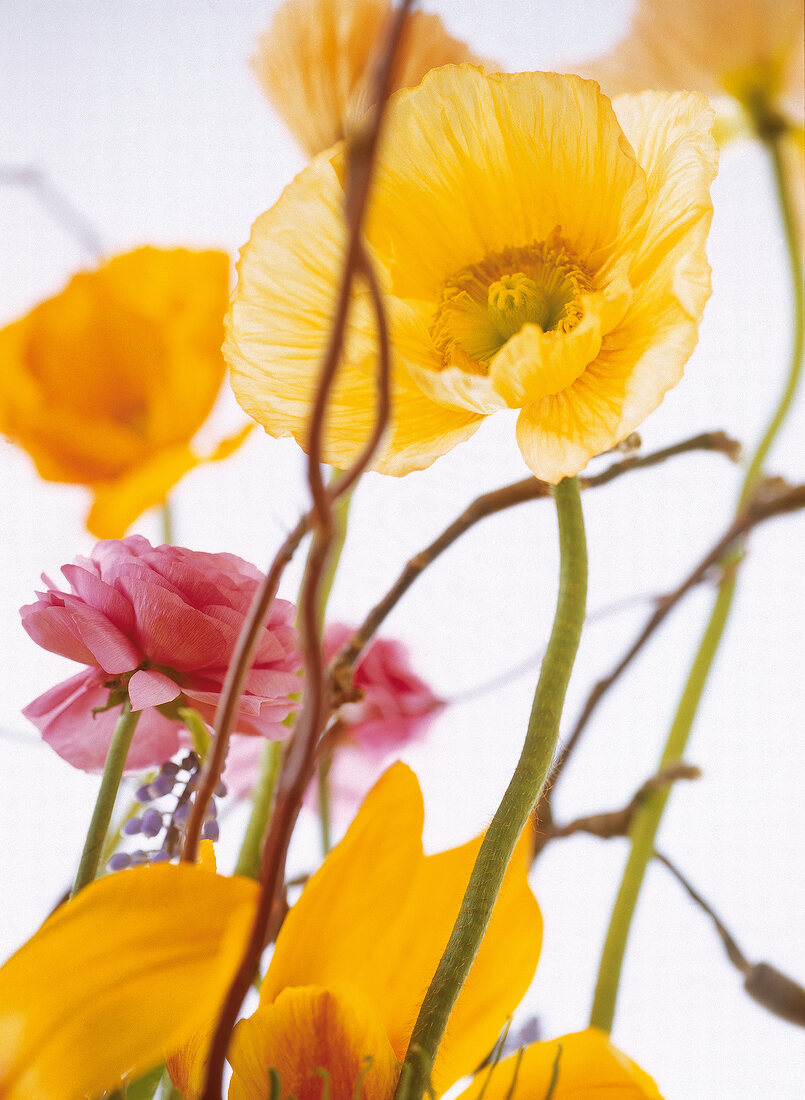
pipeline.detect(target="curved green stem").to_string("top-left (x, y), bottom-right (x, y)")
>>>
top-left (160, 499), bottom-right (174, 545)
top-left (233, 740), bottom-right (283, 879)
top-left (298, 467), bottom-right (355, 852)
top-left (739, 135), bottom-right (804, 503)
top-left (72, 701), bottom-right (140, 897)
top-left (590, 125), bottom-right (803, 1034)
top-left (396, 477), bottom-right (587, 1100)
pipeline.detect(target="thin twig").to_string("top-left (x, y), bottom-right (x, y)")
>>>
top-left (535, 478), bottom-right (805, 838)
top-left (532, 763), bottom-right (701, 854)
top-left (329, 431), bottom-right (741, 701)
top-left (654, 849), bottom-right (805, 1027)
top-left (1, 164), bottom-right (104, 259)
top-left (199, 8), bottom-right (413, 1096)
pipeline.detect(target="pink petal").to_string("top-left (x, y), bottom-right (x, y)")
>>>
top-left (24, 668), bottom-right (182, 773)
top-left (59, 592), bottom-right (142, 674)
top-left (128, 669), bottom-right (181, 710)
top-left (124, 580), bottom-right (232, 670)
top-left (21, 604), bottom-right (99, 667)
top-left (62, 563), bottom-right (137, 636)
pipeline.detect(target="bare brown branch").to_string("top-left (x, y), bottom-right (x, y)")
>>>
top-left (535, 479), bottom-right (805, 837)
top-left (199, 7), bottom-right (415, 1095)
top-left (532, 763), bottom-right (701, 854)
top-left (655, 850), bottom-right (805, 1027)
top-left (329, 431), bottom-right (742, 703)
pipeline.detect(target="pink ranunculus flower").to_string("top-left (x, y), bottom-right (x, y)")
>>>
top-left (20, 535), bottom-right (302, 773)
top-left (225, 622), bottom-right (444, 813)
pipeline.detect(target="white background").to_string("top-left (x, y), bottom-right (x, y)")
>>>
top-left (0, 2), bottom-right (803, 1098)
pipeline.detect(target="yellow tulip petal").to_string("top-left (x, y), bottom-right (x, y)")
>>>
top-left (260, 763), bottom-right (424, 1001)
top-left (0, 864), bottom-right (258, 1100)
top-left (261, 763), bottom-right (540, 1094)
top-left (229, 985), bottom-right (399, 1100)
top-left (457, 1028), bottom-right (664, 1100)
top-left (380, 826), bottom-right (541, 1095)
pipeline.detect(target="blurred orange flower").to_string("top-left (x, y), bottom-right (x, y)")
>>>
top-left (253, 0), bottom-right (486, 156)
top-left (0, 246), bottom-right (249, 538)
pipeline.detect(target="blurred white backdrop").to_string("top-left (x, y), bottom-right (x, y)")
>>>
top-left (0, 2), bottom-right (803, 1098)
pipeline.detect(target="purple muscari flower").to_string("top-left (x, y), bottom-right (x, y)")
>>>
top-left (122, 817), bottom-right (143, 836)
top-left (107, 852), bottom-right (132, 871)
top-left (202, 820), bottom-right (219, 842)
top-left (135, 784), bottom-right (153, 803)
top-left (160, 761), bottom-right (180, 778)
top-left (151, 850), bottom-right (172, 863)
top-left (149, 773), bottom-right (175, 798)
top-left (173, 802), bottom-right (191, 825)
top-left (140, 807), bottom-right (164, 838)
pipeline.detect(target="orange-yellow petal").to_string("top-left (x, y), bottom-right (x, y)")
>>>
top-left (0, 247), bottom-right (232, 532)
top-left (229, 985), bottom-right (399, 1100)
top-left (0, 864), bottom-right (257, 1100)
top-left (86, 422), bottom-right (254, 539)
top-left (379, 826), bottom-right (541, 1096)
top-left (260, 763), bottom-right (541, 1093)
top-left (457, 1028), bottom-right (664, 1099)
top-left (252, 0), bottom-right (484, 156)
top-left (260, 763), bottom-right (425, 1002)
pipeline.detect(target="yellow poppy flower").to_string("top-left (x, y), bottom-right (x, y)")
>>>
top-left (253, 0), bottom-right (485, 156)
top-left (227, 762), bottom-right (541, 1099)
top-left (225, 67), bottom-right (717, 483)
top-left (0, 246), bottom-right (249, 538)
top-left (0, 862), bottom-right (258, 1100)
top-left (580, 0), bottom-right (803, 130)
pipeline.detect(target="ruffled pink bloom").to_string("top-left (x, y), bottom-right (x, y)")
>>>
top-left (21, 535), bottom-right (301, 773)
top-left (225, 622), bottom-right (444, 813)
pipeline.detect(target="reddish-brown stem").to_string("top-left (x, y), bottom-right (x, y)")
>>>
top-left (305, 0), bottom-right (414, 525)
top-left (198, 8), bottom-right (409, 1089)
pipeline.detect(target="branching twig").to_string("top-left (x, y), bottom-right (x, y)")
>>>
top-left (654, 850), bottom-right (805, 1027)
top-left (532, 763), bottom-right (701, 854)
top-left (534, 478), bottom-right (805, 838)
top-left (330, 431), bottom-right (740, 702)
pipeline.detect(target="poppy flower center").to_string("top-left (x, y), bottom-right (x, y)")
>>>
top-left (430, 232), bottom-right (593, 374)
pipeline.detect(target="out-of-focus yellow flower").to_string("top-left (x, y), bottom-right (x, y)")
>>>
top-left (226, 67), bottom-right (717, 483)
top-left (457, 1028), bottom-right (663, 1100)
top-left (580, 0), bottom-right (803, 134)
top-left (0, 246), bottom-right (250, 538)
top-left (0, 863), bottom-right (258, 1100)
top-left (253, 0), bottom-right (485, 156)
top-left (228, 762), bottom-right (541, 1099)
